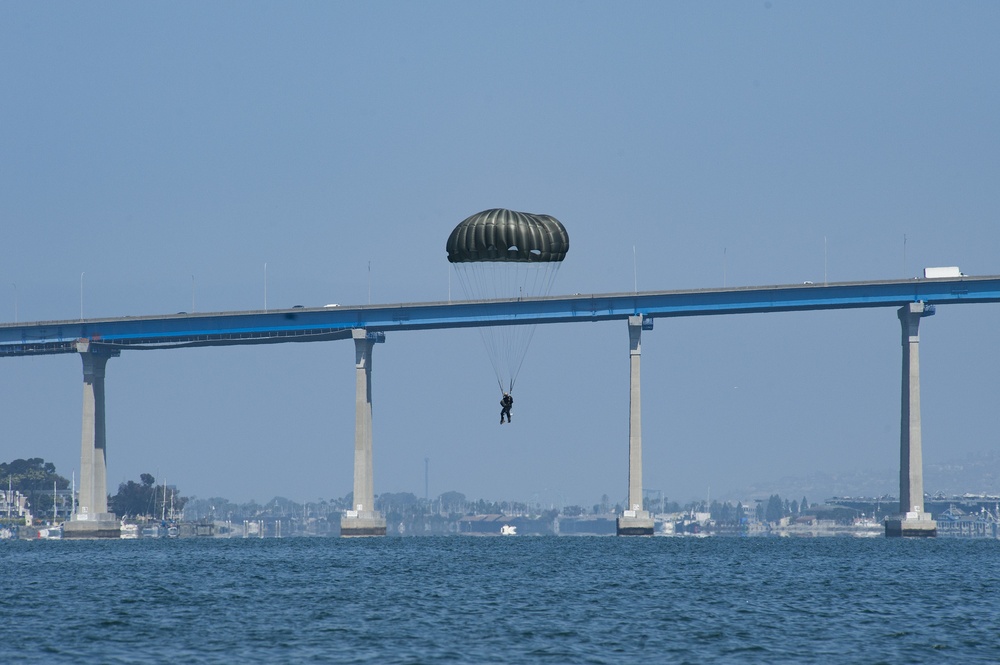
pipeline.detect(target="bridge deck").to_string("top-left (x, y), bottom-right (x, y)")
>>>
top-left (2, 276), bottom-right (999, 356)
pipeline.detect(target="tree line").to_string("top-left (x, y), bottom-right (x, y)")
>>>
top-left (109, 473), bottom-right (189, 520)
top-left (706, 495), bottom-right (812, 524)
top-left (0, 458), bottom-right (70, 514)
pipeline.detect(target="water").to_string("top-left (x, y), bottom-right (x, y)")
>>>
top-left (3, 536), bottom-right (999, 664)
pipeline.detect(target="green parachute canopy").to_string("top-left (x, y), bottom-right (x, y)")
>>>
top-left (446, 208), bottom-right (569, 263)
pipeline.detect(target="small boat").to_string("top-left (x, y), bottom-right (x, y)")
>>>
top-left (500, 524), bottom-right (516, 536)
top-left (120, 520), bottom-right (139, 539)
top-left (37, 525), bottom-right (63, 540)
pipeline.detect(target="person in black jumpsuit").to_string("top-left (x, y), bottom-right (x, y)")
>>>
top-left (500, 392), bottom-right (513, 424)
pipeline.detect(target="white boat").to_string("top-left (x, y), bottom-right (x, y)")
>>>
top-left (120, 520), bottom-right (139, 539)
top-left (37, 525), bottom-right (62, 539)
top-left (500, 524), bottom-right (516, 536)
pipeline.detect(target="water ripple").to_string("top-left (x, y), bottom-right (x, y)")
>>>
top-left (3, 537), bottom-right (1000, 663)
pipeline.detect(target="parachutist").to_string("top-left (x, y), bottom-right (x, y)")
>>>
top-left (500, 392), bottom-right (513, 424)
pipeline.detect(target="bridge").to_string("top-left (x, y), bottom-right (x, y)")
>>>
top-left (4, 275), bottom-right (999, 536)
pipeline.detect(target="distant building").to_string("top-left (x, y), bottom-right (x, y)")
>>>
top-left (936, 505), bottom-right (1000, 539)
top-left (0, 489), bottom-right (29, 522)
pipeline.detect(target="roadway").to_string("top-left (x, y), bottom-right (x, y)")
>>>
top-left (2, 275), bottom-right (1000, 357)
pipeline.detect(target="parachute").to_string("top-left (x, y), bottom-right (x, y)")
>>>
top-left (446, 208), bottom-right (570, 393)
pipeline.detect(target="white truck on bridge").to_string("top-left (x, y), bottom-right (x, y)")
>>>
top-left (923, 266), bottom-right (964, 279)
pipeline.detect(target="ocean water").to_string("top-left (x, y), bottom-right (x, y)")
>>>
top-left (2, 536), bottom-right (999, 664)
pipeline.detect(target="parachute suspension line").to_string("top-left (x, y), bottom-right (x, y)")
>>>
top-left (454, 264), bottom-right (507, 390)
top-left (452, 260), bottom-right (562, 395)
top-left (501, 261), bottom-right (532, 393)
top-left (458, 263), bottom-right (519, 391)
top-left (507, 260), bottom-right (562, 392)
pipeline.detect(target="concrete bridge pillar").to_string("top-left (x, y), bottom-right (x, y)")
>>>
top-left (340, 329), bottom-right (386, 537)
top-left (617, 315), bottom-right (654, 536)
top-left (63, 340), bottom-right (120, 539)
top-left (885, 302), bottom-right (937, 537)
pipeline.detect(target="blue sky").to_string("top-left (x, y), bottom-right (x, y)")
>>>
top-left (2, 2), bottom-right (999, 508)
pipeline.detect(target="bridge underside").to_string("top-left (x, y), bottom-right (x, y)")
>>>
top-left (1, 329), bottom-right (355, 357)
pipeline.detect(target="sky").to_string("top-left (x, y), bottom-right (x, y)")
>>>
top-left (2, 2), bottom-right (999, 509)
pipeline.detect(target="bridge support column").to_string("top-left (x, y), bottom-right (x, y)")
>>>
top-left (885, 302), bottom-right (937, 537)
top-left (63, 340), bottom-right (120, 539)
top-left (341, 329), bottom-right (386, 537)
top-left (618, 315), bottom-right (654, 536)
